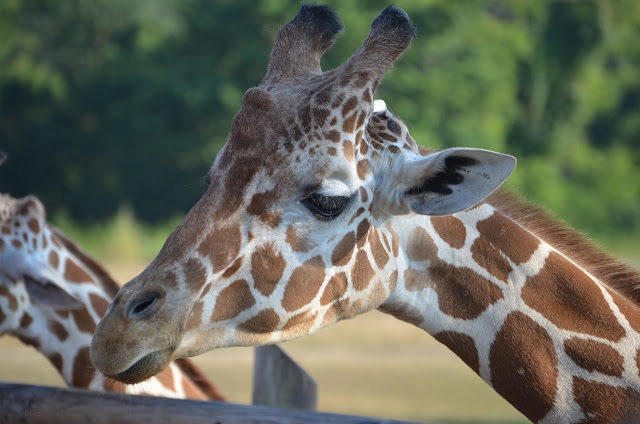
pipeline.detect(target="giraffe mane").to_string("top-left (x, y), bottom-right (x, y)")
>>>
top-left (486, 188), bottom-right (640, 306)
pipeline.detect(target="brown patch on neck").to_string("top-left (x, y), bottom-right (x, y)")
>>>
top-left (406, 227), bottom-right (437, 262)
top-left (378, 301), bottom-right (424, 327)
top-left (487, 189), bottom-right (640, 308)
top-left (564, 338), bottom-right (624, 377)
top-left (490, 311), bottom-right (558, 422)
top-left (72, 307), bottom-right (97, 334)
top-left (418, 258), bottom-right (503, 320)
top-left (50, 227), bottom-right (120, 298)
top-left (572, 378), bottom-right (640, 423)
top-left (476, 212), bottom-right (540, 264)
top-left (72, 346), bottom-right (95, 387)
top-left (431, 216), bottom-right (466, 249)
top-left (434, 331), bottom-right (480, 374)
top-left (48, 352), bottom-right (63, 373)
top-left (0, 285), bottom-right (18, 311)
top-left (19, 311), bottom-right (33, 327)
top-left (522, 251), bottom-right (626, 342)
top-left (48, 320), bottom-right (69, 342)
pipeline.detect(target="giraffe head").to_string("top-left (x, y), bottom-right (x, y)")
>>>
top-left (91, 5), bottom-right (516, 384)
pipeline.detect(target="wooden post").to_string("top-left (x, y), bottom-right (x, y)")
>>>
top-left (252, 344), bottom-right (317, 410)
top-left (0, 383), bottom-right (429, 424)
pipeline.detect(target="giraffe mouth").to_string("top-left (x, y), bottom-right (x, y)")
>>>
top-left (107, 348), bottom-right (173, 384)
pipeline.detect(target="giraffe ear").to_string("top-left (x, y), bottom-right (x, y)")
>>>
top-left (378, 148), bottom-right (516, 216)
top-left (23, 275), bottom-right (85, 310)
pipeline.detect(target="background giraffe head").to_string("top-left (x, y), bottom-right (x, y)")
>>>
top-left (0, 189), bottom-right (225, 400)
top-left (91, 5), bottom-right (515, 384)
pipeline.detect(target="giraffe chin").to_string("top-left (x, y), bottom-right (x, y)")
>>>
top-left (106, 348), bottom-right (173, 385)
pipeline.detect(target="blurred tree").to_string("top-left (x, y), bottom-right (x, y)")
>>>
top-left (0, 0), bottom-right (638, 237)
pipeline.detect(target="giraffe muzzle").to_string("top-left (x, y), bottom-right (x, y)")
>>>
top-left (105, 347), bottom-right (174, 384)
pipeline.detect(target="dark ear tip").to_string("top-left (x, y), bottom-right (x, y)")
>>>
top-left (373, 5), bottom-right (417, 39)
top-left (297, 3), bottom-right (344, 39)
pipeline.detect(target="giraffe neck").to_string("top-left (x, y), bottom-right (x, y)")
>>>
top-left (0, 217), bottom-right (223, 400)
top-left (379, 196), bottom-right (640, 422)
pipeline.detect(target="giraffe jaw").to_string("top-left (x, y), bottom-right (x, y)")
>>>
top-left (105, 347), bottom-right (174, 384)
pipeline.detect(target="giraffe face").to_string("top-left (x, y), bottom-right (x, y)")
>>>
top-left (91, 5), bottom-right (515, 384)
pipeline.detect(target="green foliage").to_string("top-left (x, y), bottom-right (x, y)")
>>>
top-left (0, 0), bottom-right (638, 240)
top-left (51, 205), bottom-right (181, 263)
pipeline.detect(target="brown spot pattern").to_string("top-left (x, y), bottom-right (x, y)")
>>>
top-left (72, 308), bottom-right (96, 334)
top-left (378, 301), bottom-right (424, 327)
top-left (27, 218), bottom-right (40, 234)
top-left (573, 378), bottom-right (640, 423)
top-left (251, 244), bottom-right (286, 296)
top-left (351, 250), bottom-right (375, 291)
top-left (320, 273), bottom-right (348, 305)
top-left (211, 280), bottom-right (255, 322)
top-left (476, 213), bottom-right (539, 264)
top-left (48, 250), bottom-right (59, 268)
top-left (522, 251), bottom-right (625, 342)
top-left (427, 259), bottom-right (503, 319)
top-left (564, 338), bottom-right (624, 377)
top-left (470, 235), bottom-right (512, 283)
top-left (282, 256), bottom-right (325, 312)
top-left (0, 285), bottom-right (18, 311)
top-left (434, 332), bottom-right (480, 374)
top-left (490, 312), bottom-right (558, 423)
top-left (343, 140), bottom-right (354, 162)
top-left (198, 225), bottom-right (241, 272)
top-left (222, 257), bottom-right (244, 279)
top-left (406, 227), bottom-right (437, 262)
top-left (432, 216), bottom-right (467, 249)
top-left (72, 346), bottom-right (94, 387)
top-left (285, 225), bottom-right (314, 253)
top-left (64, 259), bottom-right (92, 283)
top-left (184, 258), bottom-right (206, 291)
top-left (90, 294), bottom-right (110, 318)
top-left (19, 312), bottom-right (32, 328)
top-left (48, 352), bottom-right (63, 372)
top-left (283, 310), bottom-right (317, 334)
top-left (369, 228), bottom-right (389, 270)
top-left (331, 232), bottom-right (355, 267)
top-left (239, 308), bottom-right (280, 333)
top-left (48, 321), bottom-right (69, 342)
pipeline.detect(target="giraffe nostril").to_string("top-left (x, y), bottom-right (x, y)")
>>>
top-left (128, 294), bottom-right (158, 318)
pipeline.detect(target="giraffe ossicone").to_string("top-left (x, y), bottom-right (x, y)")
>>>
top-left (0, 191), bottom-right (225, 401)
top-left (91, 5), bottom-right (640, 423)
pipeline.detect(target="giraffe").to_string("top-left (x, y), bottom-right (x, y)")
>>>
top-left (90, 5), bottom-right (640, 423)
top-left (0, 191), bottom-right (226, 401)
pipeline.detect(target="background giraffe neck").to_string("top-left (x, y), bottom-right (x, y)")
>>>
top-left (379, 189), bottom-right (640, 422)
top-left (1, 219), bottom-right (224, 400)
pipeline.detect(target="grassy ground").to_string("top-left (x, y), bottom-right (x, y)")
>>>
top-left (1, 213), bottom-right (638, 423)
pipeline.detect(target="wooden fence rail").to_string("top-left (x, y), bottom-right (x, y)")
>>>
top-left (0, 383), bottom-right (428, 424)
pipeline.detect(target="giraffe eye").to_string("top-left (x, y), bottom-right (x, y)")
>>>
top-left (301, 193), bottom-right (350, 220)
